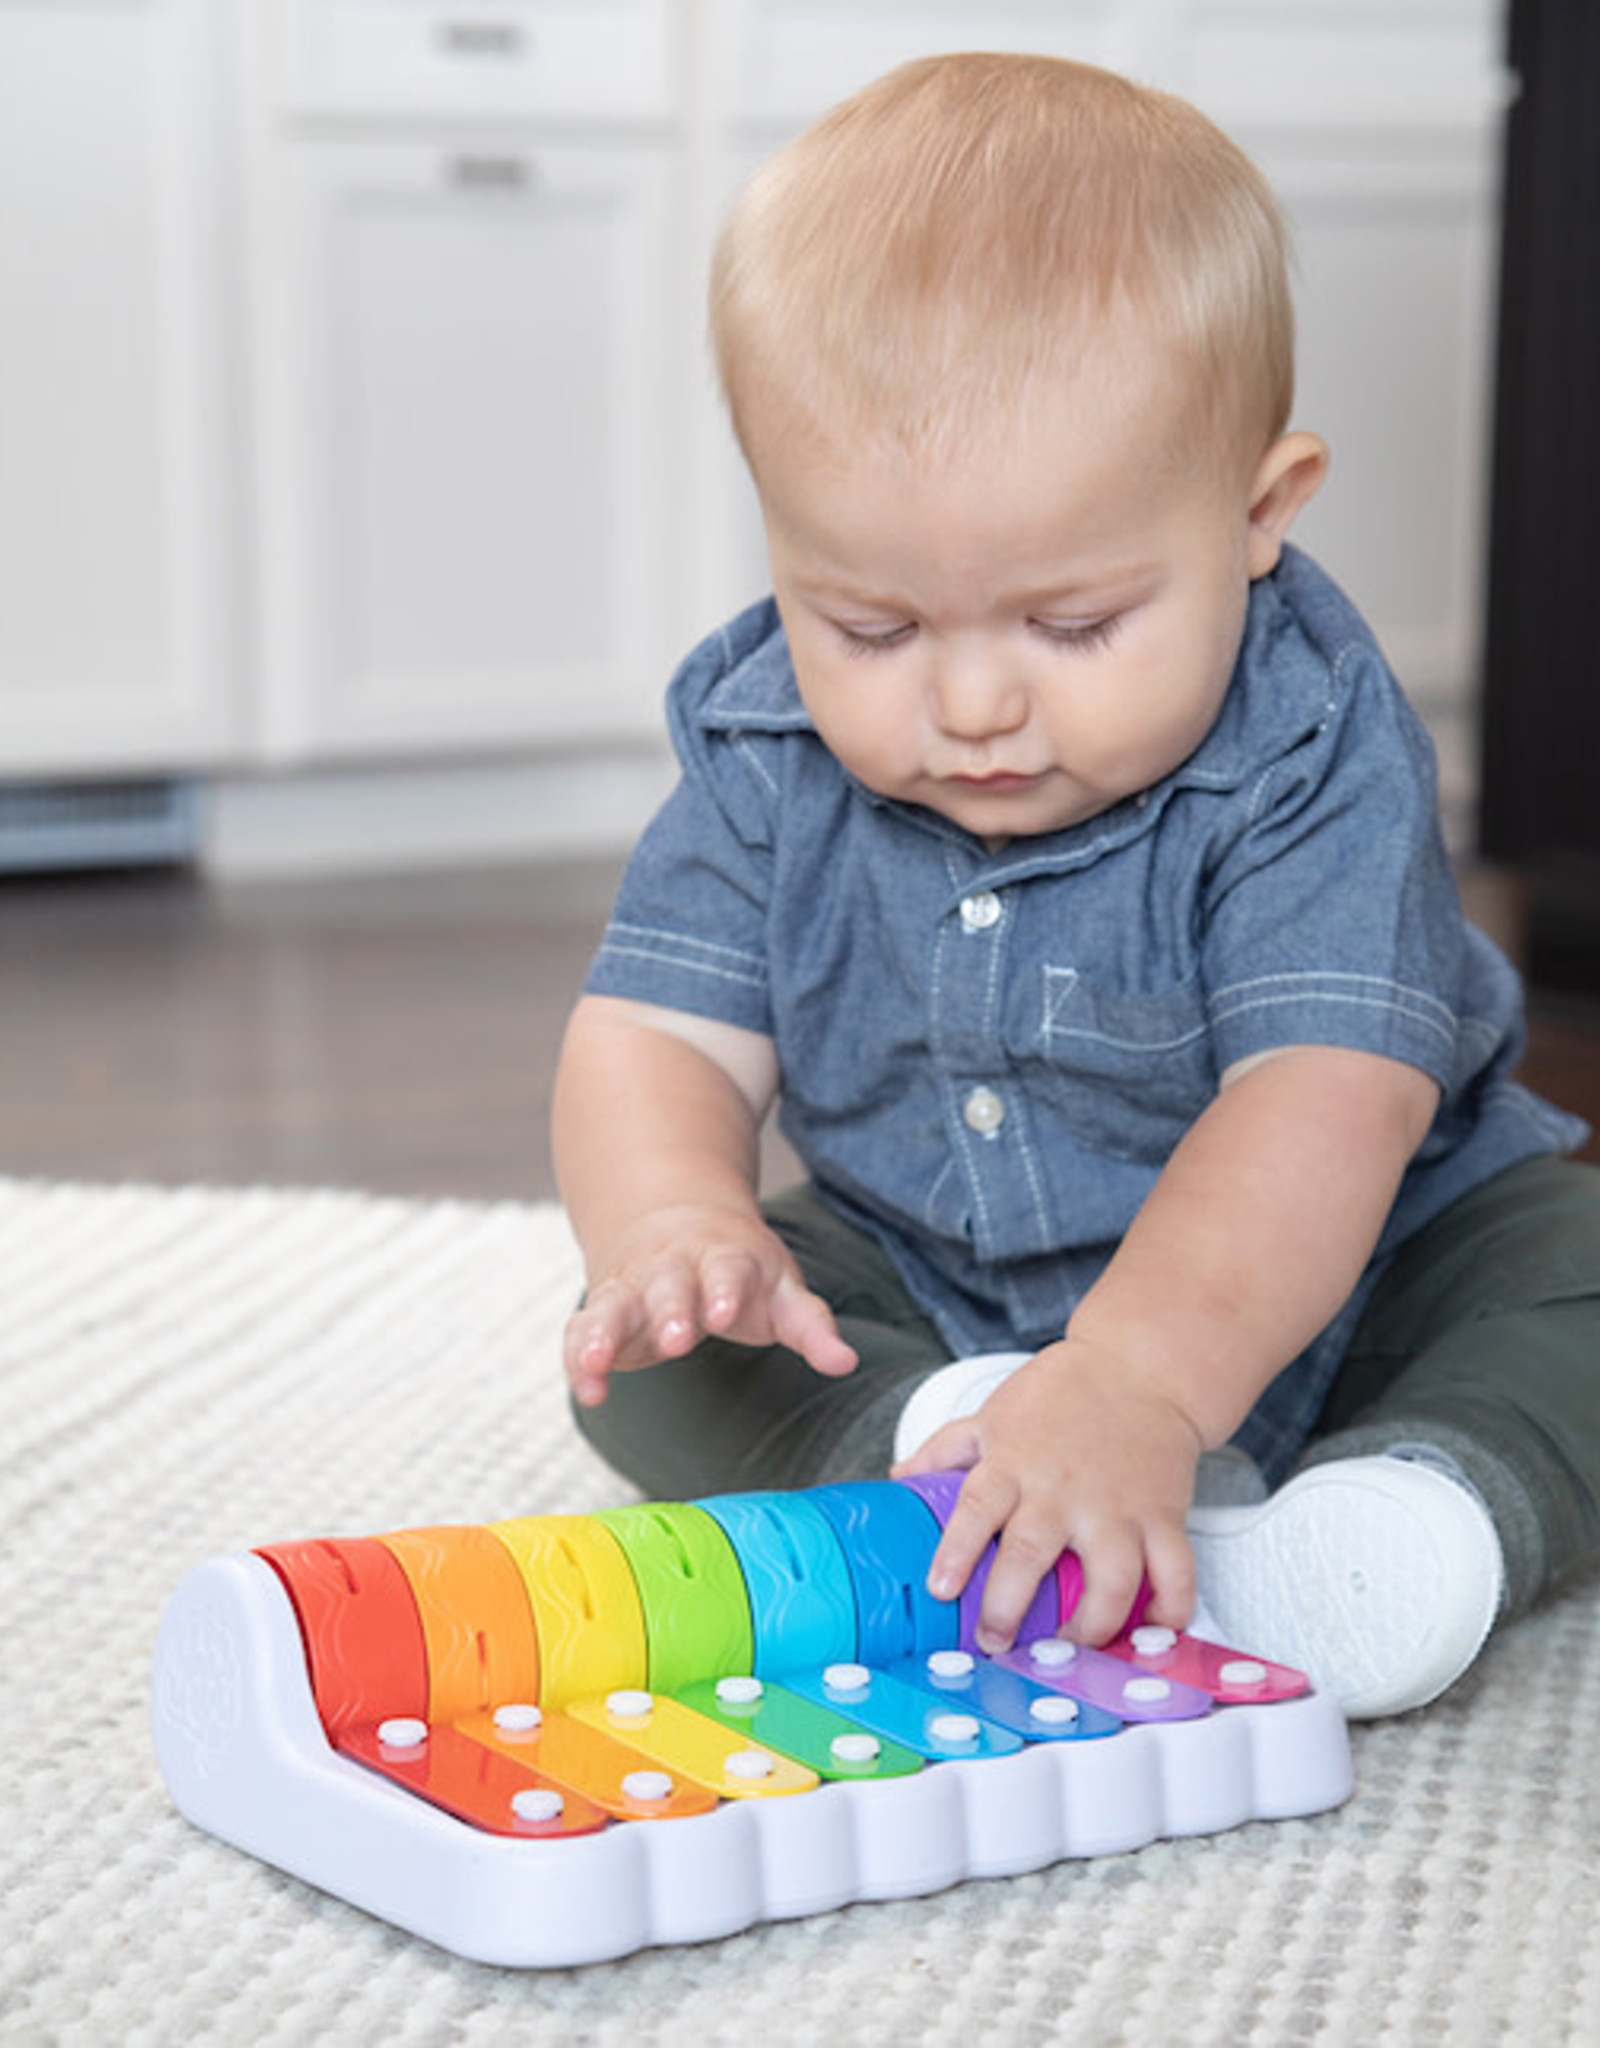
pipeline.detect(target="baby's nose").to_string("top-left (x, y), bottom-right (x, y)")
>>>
top-left (930, 654), bottom-right (1029, 738)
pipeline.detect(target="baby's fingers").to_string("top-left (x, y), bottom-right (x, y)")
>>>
top-left (563, 1282), bottom-right (647, 1406)
top-left (1058, 1529), bottom-right (1150, 1647)
top-left (1129, 1520), bottom-right (1197, 1638)
top-left (769, 1276), bottom-right (859, 1379)
top-left (924, 1462), bottom-right (1018, 1611)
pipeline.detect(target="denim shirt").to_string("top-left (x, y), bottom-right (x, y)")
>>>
top-left (586, 547), bottom-right (1586, 1479)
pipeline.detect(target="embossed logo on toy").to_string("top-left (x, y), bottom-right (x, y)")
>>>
top-left (155, 1600), bottom-right (244, 1779)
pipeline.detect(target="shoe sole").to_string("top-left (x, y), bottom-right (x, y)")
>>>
top-left (1187, 1459), bottom-right (1502, 1720)
top-left (891, 1351), bottom-right (1030, 1464)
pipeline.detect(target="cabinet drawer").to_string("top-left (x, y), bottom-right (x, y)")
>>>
top-left (277, 0), bottom-right (676, 123)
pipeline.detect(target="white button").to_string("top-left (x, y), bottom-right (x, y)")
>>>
top-left (1130, 1625), bottom-right (1177, 1657)
top-left (606, 1688), bottom-right (654, 1720)
top-left (960, 890), bottom-right (1002, 933)
top-left (1220, 1659), bottom-right (1269, 1687)
top-left (1123, 1676), bottom-right (1172, 1703)
top-left (823, 1662), bottom-right (871, 1694)
top-left (963, 1086), bottom-right (1006, 1136)
top-left (930, 1712), bottom-right (981, 1746)
top-left (830, 1733), bottom-right (881, 1766)
top-left (725, 1749), bottom-right (775, 1781)
top-left (622, 1769), bottom-right (674, 1802)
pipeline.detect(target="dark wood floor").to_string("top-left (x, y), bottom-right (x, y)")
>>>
top-left (2, 858), bottom-right (1597, 1203)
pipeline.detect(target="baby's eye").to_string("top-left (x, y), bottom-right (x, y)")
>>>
top-left (1032, 614), bottom-right (1122, 653)
top-left (835, 620), bottom-right (917, 656)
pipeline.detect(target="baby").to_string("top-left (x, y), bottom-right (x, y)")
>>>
top-left (554, 53), bottom-right (1600, 1718)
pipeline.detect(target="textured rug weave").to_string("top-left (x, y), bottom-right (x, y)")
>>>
top-left (4, 1175), bottom-right (1598, 2047)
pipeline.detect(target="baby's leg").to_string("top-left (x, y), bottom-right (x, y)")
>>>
top-left (570, 1184), bottom-right (950, 1499)
top-left (1302, 1154), bottom-right (1600, 1619)
top-left (1188, 1155), bottom-right (1600, 1718)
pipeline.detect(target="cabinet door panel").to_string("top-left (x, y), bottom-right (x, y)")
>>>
top-left (0, 0), bottom-right (235, 770)
top-left (259, 138), bottom-right (679, 759)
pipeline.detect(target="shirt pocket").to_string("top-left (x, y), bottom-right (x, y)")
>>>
top-left (1035, 965), bottom-right (1217, 1163)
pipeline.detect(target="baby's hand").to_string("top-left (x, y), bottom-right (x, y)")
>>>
top-left (563, 1204), bottom-right (857, 1408)
top-left (892, 1338), bottom-right (1202, 1652)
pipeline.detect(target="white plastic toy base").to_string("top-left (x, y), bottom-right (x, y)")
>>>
top-left (152, 1555), bottom-right (1355, 1969)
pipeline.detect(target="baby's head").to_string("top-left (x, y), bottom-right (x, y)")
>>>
top-left (712, 51), bottom-right (1295, 485)
top-left (711, 54), bottom-right (1327, 844)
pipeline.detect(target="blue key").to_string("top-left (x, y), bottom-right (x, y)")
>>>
top-left (807, 1481), bottom-right (957, 1664)
top-left (888, 1647), bottom-right (1123, 1742)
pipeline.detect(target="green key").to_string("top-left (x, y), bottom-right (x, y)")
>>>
top-left (595, 1502), bottom-right (754, 1697)
top-left (675, 1673), bottom-right (925, 1781)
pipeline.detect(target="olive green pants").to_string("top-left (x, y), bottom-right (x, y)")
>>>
top-left (572, 1157), bottom-right (1600, 1621)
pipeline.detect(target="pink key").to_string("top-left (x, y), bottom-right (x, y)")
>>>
top-left (1101, 1623), bottom-right (1308, 1704)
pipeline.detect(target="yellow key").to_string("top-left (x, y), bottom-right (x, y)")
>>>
top-left (490, 1514), bottom-right (646, 1709)
top-left (566, 1687), bottom-right (818, 1800)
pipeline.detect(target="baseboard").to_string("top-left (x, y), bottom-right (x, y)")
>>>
top-left (201, 750), bottom-right (675, 880)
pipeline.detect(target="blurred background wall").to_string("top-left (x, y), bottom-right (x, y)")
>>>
top-left (0, 0), bottom-right (1511, 880)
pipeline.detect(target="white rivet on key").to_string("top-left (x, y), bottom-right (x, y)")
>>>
top-left (930, 1712), bottom-right (981, 1746)
top-left (927, 1650), bottom-right (975, 1680)
top-left (1131, 1625), bottom-right (1177, 1657)
top-left (622, 1770), bottom-right (674, 1803)
top-left (1029, 1639), bottom-right (1077, 1668)
top-left (1123, 1676), bottom-right (1172, 1703)
top-left (1030, 1695), bottom-right (1080, 1727)
top-left (831, 1733), bottom-right (880, 1766)
top-left (377, 1717), bottom-right (428, 1750)
top-left (1220, 1659), bottom-right (1269, 1687)
top-left (716, 1675), bottom-right (764, 1707)
top-left (606, 1689), bottom-right (654, 1720)
top-left (494, 1703), bottom-right (542, 1734)
top-left (725, 1749), bottom-right (775, 1781)
top-left (511, 1788), bottom-right (564, 1825)
top-left (823, 1662), bottom-right (871, 1693)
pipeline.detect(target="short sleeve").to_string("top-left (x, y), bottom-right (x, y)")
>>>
top-left (583, 762), bottom-right (777, 1035)
top-left (1199, 640), bottom-right (1466, 1087)
top-left (582, 610), bottom-right (804, 1036)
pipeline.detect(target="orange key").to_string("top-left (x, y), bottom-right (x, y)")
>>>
top-left (380, 1525), bottom-right (541, 1722)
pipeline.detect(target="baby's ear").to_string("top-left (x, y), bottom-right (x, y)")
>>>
top-left (1246, 432), bottom-right (1329, 578)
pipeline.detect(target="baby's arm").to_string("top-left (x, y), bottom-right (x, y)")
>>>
top-left (896, 1045), bottom-right (1441, 1650)
top-left (554, 994), bottom-right (857, 1406)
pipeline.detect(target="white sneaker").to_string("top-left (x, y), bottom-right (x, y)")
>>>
top-left (892, 1352), bottom-right (1030, 1464)
top-left (1187, 1456), bottom-right (1504, 1720)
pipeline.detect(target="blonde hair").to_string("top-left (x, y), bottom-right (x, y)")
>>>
top-left (711, 53), bottom-right (1296, 472)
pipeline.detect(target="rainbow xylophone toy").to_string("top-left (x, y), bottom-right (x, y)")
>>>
top-left (151, 1475), bottom-right (1353, 1966)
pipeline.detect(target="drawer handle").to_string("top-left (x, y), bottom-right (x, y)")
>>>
top-left (437, 21), bottom-right (527, 59)
top-left (448, 155), bottom-right (535, 189)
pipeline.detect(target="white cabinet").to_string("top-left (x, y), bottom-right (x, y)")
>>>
top-left (0, 0), bottom-right (239, 773)
top-left (0, 0), bottom-right (1511, 863)
top-left (245, 0), bottom-right (688, 764)
top-left (250, 133), bottom-right (682, 761)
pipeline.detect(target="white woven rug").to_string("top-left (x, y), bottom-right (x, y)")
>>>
top-left (5, 1176), bottom-right (1599, 2047)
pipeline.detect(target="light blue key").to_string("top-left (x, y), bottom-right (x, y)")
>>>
top-left (782, 1659), bottom-right (1024, 1760)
